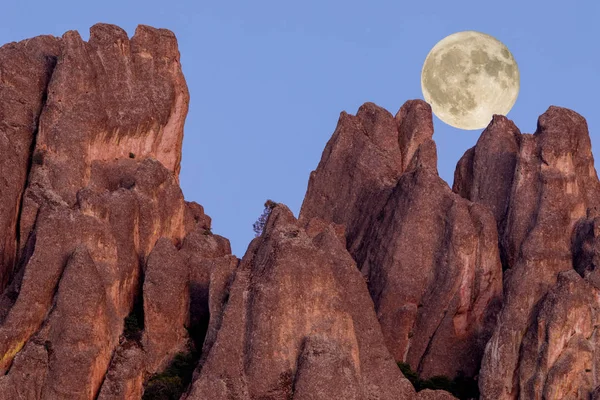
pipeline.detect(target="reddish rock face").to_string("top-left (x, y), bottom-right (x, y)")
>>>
top-left (455, 107), bottom-right (600, 399)
top-left (96, 343), bottom-right (144, 400)
top-left (0, 24), bottom-right (205, 400)
top-left (0, 158), bottom-right (191, 398)
top-left (517, 270), bottom-right (600, 399)
top-left (142, 238), bottom-right (190, 374)
top-left (453, 115), bottom-right (522, 269)
top-left (300, 100), bottom-right (503, 379)
top-left (5, 22), bottom-right (600, 400)
top-left (177, 228), bottom-right (238, 373)
top-left (186, 205), bottom-right (419, 400)
top-left (96, 228), bottom-right (237, 399)
top-left (184, 201), bottom-right (212, 234)
top-left (300, 102), bottom-right (404, 255)
top-left (362, 168), bottom-right (502, 379)
top-left (42, 247), bottom-right (114, 398)
top-left (453, 115), bottom-right (522, 226)
top-left (18, 23), bottom-right (189, 263)
top-left (0, 35), bottom-right (60, 292)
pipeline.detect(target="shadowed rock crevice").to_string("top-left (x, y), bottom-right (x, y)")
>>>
top-left (187, 282), bottom-right (209, 350)
top-left (13, 56), bottom-right (57, 285)
top-left (572, 215), bottom-right (600, 289)
top-left (122, 282), bottom-right (145, 344)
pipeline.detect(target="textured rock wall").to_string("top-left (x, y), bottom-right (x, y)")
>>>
top-left (186, 204), bottom-right (421, 400)
top-left (0, 24), bottom-right (224, 400)
top-left (0, 35), bottom-right (60, 292)
top-left (454, 107), bottom-right (600, 399)
top-left (3, 22), bottom-right (600, 400)
top-left (300, 100), bottom-right (503, 380)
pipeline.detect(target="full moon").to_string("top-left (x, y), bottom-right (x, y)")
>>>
top-left (421, 31), bottom-right (520, 130)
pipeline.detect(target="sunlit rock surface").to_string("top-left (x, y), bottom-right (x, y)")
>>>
top-left (300, 100), bottom-right (503, 380)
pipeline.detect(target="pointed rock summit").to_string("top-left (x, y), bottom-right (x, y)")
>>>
top-left (301, 100), bottom-right (503, 380)
top-left (0, 24), bottom-right (233, 400)
top-left (187, 204), bottom-right (451, 400)
top-left (455, 106), bottom-right (600, 399)
top-left (188, 204), bottom-right (418, 399)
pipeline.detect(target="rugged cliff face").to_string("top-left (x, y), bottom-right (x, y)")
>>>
top-left (0, 24), bottom-right (227, 400)
top-left (300, 101), bottom-right (503, 380)
top-left (1, 23), bottom-right (600, 400)
top-left (455, 107), bottom-right (600, 399)
top-left (0, 34), bottom-right (60, 293)
top-left (187, 206), bottom-right (419, 399)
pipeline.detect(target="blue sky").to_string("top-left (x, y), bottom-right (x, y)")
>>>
top-left (2, 1), bottom-right (598, 257)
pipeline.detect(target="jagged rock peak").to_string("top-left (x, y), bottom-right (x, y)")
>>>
top-left (300, 100), bottom-right (503, 383)
top-left (453, 105), bottom-right (600, 399)
top-left (396, 99), bottom-right (436, 172)
top-left (187, 202), bottom-right (453, 399)
top-left (453, 113), bottom-right (522, 236)
top-left (0, 24), bottom-right (218, 400)
top-left (0, 23), bottom-right (189, 295)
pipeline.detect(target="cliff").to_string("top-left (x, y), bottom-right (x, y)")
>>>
top-left (0, 24), bottom-right (599, 400)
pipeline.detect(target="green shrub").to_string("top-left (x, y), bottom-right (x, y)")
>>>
top-left (142, 350), bottom-right (199, 400)
top-left (123, 312), bottom-right (143, 342)
top-left (252, 199), bottom-right (278, 237)
top-left (420, 375), bottom-right (454, 392)
top-left (142, 376), bottom-right (182, 400)
top-left (163, 352), bottom-right (196, 384)
top-left (397, 362), bottom-right (479, 399)
top-left (123, 299), bottom-right (144, 343)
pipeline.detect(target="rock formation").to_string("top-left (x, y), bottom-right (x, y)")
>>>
top-left (454, 107), bottom-right (600, 399)
top-left (0, 34), bottom-right (60, 293)
top-left (186, 204), bottom-right (450, 400)
top-left (0, 23), bottom-right (235, 400)
top-left (300, 100), bottom-right (503, 380)
top-left (3, 22), bottom-right (600, 400)
top-left (0, 23), bottom-right (455, 400)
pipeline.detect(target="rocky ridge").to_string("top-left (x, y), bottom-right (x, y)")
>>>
top-left (1, 23), bottom-right (599, 400)
top-left (455, 108), bottom-right (600, 399)
top-left (300, 100), bottom-right (503, 380)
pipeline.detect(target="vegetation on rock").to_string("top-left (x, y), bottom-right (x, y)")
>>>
top-left (397, 362), bottom-right (479, 399)
top-left (123, 298), bottom-right (145, 343)
top-left (252, 199), bottom-right (277, 237)
top-left (143, 349), bottom-right (199, 400)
